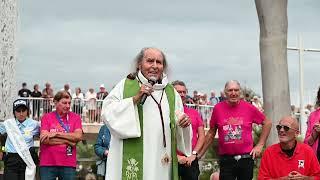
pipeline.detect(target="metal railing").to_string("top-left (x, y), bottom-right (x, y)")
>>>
top-left (19, 97), bottom-right (104, 124)
top-left (186, 104), bottom-right (214, 129)
top-left (19, 97), bottom-right (215, 128)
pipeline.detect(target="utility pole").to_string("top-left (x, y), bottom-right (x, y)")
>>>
top-left (0, 0), bottom-right (18, 121)
top-left (287, 34), bottom-right (320, 137)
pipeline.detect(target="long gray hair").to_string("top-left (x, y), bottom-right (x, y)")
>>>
top-left (127, 47), bottom-right (168, 79)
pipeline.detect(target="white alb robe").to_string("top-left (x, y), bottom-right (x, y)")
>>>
top-left (101, 72), bottom-right (192, 180)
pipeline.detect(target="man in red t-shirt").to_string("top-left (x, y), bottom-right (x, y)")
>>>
top-left (172, 80), bottom-right (205, 180)
top-left (258, 116), bottom-right (320, 180)
top-left (199, 80), bottom-right (272, 180)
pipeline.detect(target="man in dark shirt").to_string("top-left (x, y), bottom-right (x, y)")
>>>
top-left (192, 90), bottom-right (200, 105)
top-left (218, 91), bottom-right (226, 102)
top-left (31, 84), bottom-right (42, 98)
top-left (31, 84), bottom-right (42, 119)
top-left (18, 82), bottom-right (31, 97)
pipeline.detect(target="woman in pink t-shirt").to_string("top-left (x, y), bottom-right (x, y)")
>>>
top-left (40, 91), bottom-right (83, 180)
top-left (304, 87), bottom-right (320, 162)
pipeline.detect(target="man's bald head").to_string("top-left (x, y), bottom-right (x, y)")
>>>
top-left (279, 116), bottom-right (299, 131)
top-left (277, 116), bottom-right (300, 148)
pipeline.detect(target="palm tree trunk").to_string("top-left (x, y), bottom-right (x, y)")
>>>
top-left (255, 0), bottom-right (291, 145)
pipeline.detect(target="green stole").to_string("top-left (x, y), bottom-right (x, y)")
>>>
top-left (122, 78), bottom-right (178, 180)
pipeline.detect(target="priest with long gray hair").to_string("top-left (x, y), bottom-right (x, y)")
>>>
top-left (101, 47), bottom-right (192, 180)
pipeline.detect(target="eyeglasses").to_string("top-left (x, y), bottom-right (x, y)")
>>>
top-left (276, 124), bottom-right (298, 132)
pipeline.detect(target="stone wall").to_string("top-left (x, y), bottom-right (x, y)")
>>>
top-left (0, 0), bottom-right (18, 121)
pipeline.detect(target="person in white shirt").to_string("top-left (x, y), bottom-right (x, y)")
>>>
top-left (86, 88), bottom-right (97, 123)
top-left (101, 47), bottom-right (192, 180)
top-left (72, 87), bottom-right (84, 115)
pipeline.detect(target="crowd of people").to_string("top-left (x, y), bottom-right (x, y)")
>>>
top-left (18, 82), bottom-right (109, 123)
top-left (0, 47), bottom-right (319, 180)
top-left (17, 81), bottom-right (267, 129)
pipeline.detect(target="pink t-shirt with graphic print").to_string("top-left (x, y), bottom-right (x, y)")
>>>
top-left (40, 112), bottom-right (82, 167)
top-left (210, 100), bottom-right (265, 155)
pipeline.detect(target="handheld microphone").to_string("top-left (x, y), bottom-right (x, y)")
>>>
top-left (140, 77), bottom-right (157, 105)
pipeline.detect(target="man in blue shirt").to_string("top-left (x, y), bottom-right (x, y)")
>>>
top-left (0, 99), bottom-right (40, 180)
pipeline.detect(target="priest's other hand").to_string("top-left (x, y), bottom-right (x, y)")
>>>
top-left (177, 113), bottom-right (191, 128)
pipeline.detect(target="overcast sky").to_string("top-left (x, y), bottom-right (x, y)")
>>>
top-left (17, 0), bottom-right (320, 106)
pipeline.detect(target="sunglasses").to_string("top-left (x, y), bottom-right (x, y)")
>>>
top-left (276, 124), bottom-right (298, 132)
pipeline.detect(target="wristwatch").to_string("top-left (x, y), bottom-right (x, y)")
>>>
top-left (192, 150), bottom-right (198, 156)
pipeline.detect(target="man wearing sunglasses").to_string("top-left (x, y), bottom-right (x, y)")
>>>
top-left (259, 116), bottom-right (320, 179)
top-left (199, 80), bottom-right (272, 180)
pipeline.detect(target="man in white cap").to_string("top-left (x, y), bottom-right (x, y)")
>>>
top-left (96, 84), bottom-right (109, 123)
top-left (97, 84), bottom-right (108, 100)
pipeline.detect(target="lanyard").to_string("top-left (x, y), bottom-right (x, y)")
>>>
top-left (55, 112), bottom-right (70, 133)
top-left (136, 77), bottom-right (167, 148)
top-left (150, 90), bottom-right (166, 148)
